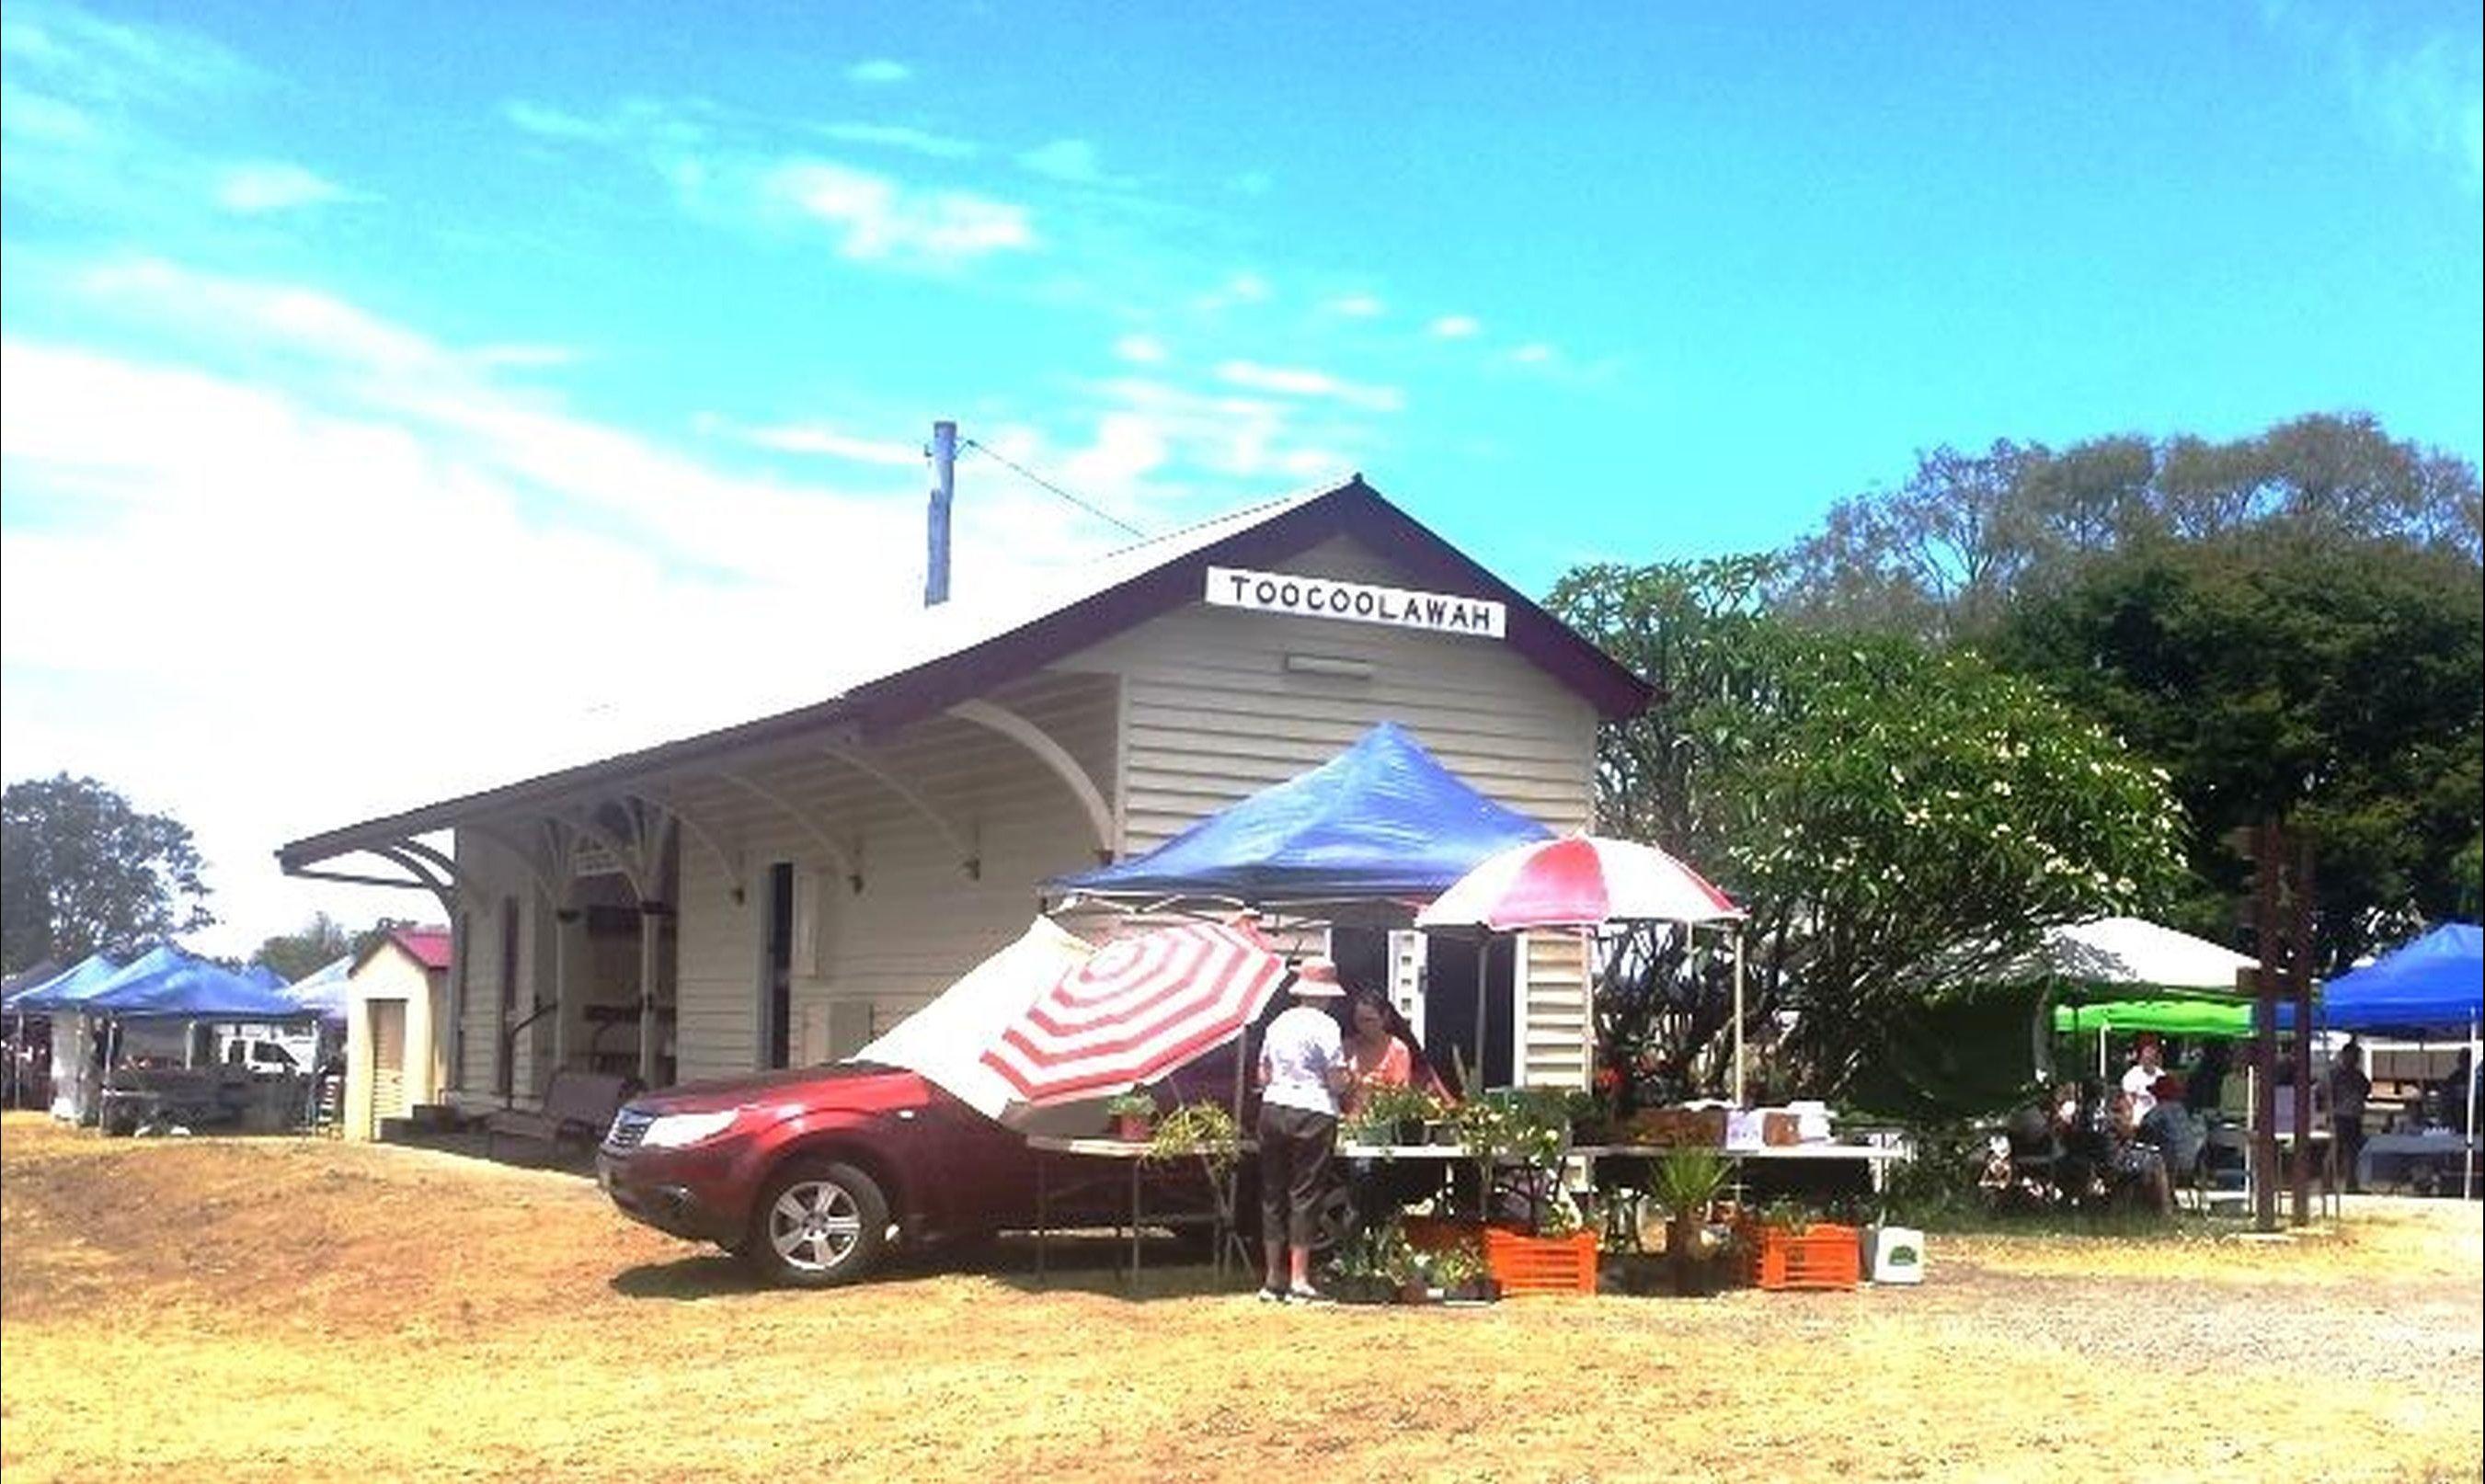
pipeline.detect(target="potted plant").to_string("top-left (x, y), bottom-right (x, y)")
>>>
top-left (1359, 1082), bottom-right (1443, 1147)
top-left (1325, 1219), bottom-right (1403, 1305)
top-left (1650, 1147), bottom-right (1730, 1296)
top-left (1104, 1090), bottom-right (1157, 1142)
top-left (1433, 1239), bottom-right (1497, 1304)
top-left (1143, 1101), bottom-right (1241, 1173)
top-left (1388, 1240), bottom-right (1437, 1304)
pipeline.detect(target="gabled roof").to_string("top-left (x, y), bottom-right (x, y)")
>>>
top-left (280, 477), bottom-right (1649, 868)
top-left (354, 926), bottom-right (453, 976)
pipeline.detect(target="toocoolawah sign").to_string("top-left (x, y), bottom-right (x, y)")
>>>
top-left (1204, 565), bottom-right (1506, 638)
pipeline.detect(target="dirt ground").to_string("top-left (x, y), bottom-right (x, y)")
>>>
top-left (2, 1113), bottom-right (2479, 1483)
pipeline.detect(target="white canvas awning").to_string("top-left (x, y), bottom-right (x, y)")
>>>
top-left (2042, 917), bottom-right (2257, 995)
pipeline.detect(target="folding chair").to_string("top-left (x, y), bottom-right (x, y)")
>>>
top-left (2193, 1121), bottom-right (2251, 1215)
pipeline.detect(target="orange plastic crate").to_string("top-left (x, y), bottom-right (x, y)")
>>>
top-left (1483, 1227), bottom-right (1598, 1296)
top-left (1745, 1223), bottom-right (1861, 1291)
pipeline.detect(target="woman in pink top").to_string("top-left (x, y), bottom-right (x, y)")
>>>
top-left (1343, 992), bottom-right (1414, 1117)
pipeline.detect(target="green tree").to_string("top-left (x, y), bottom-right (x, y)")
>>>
top-left (1988, 531), bottom-right (2484, 970)
top-left (251, 912), bottom-right (357, 983)
top-left (1, 774), bottom-right (216, 973)
top-left (1777, 414), bottom-right (2480, 640)
top-left (1549, 567), bottom-right (2188, 1101)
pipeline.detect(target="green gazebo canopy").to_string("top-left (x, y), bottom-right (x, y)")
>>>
top-left (2052, 998), bottom-right (2252, 1039)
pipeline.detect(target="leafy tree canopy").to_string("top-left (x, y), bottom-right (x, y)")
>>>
top-left (1548, 565), bottom-right (2187, 1102)
top-left (250, 913), bottom-right (412, 983)
top-left (1987, 531), bottom-right (2484, 970)
top-left (1774, 413), bottom-right (2481, 641)
top-left (251, 912), bottom-right (354, 983)
top-left (1, 774), bottom-right (215, 974)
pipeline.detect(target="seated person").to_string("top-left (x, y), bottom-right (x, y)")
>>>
top-left (1999, 1098), bottom-right (2064, 1203)
top-left (2101, 1089), bottom-right (2175, 1216)
top-left (2136, 1074), bottom-right (2204, 1183)
top-left (2055, 1079), bottom-right (2113, 1199)
top-left (2182, 1041), bottom-right (2231, 1115)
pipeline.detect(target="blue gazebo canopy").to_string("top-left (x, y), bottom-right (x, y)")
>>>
top-left (1051, 721), bottom-right (1554, 910)
top-left (85, 951), bottom-right (319, 1022)
top-left (14, 948), bottom-right (164, 1013)
top-left (8, 953), bottom-right (118, 1011)
top-left (2315, 923), bottom-right (2483, 1037)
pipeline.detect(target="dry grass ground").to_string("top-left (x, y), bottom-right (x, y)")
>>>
top-left (3, 1111), bottom-right (2479, 1483)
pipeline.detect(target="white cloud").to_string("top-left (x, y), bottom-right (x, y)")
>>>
top-left (846, 59), bottom-right (911, 86)
top-left (762, 159), bottom-right (1036, 260)
top-left (1, 1), bottom-right (258, 108)
top-left (2261, 3), bottom-right (2484, 192)
top-left (213, 160), bottom-right (360, 213)
top-left (1088, 375), bottom-right (1378, 482)
top-left (1197, 272), bottom-right (1273, 310)
top-left (1429, 314), bottom-right (1481, 339)
top-left (1326, 293), bottom-right (1386, 319)
top-left (1113, 333), bottom-right (1168, 365)
top-left (1017, 137), bottom-right (1128, 188)
top-left (1508, 342), bottom-right (1555, 365)
top-left (706, 416), bottom-right (922, 466)
top-left (1057, 411), bottom-right (1170, 491)
top-left (502, 98), bottom-right (619, 144)
top-left (819, 120), bottom-right (979, 159)
top-left (1213, 360), bottom-right (1404, 412)
top-left (0, 313), bottom-right (966, 958)
top-left (470, 343), bottom-right (581, 370)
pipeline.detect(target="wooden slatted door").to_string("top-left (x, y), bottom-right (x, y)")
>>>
top-left (370, 1000), bottom-right (408, 1125)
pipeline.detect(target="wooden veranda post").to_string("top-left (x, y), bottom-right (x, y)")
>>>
top-left (2249, 817), bottom-right (2284, 1235)
top-left (2285, 835), bottom-right (2316, 1227)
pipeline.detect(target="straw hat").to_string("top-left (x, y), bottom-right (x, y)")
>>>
top-left (1291, 957), bottom-right (1346, 998)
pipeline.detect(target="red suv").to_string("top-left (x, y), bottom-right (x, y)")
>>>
top-left (598, 1060), bottom-right (1231, 1286)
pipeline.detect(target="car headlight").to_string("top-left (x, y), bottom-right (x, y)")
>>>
top-left (639, 1109), bottom-right (741, 1148)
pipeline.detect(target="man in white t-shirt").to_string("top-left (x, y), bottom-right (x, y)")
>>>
top-left (2121, 1033), bottom-right (2167, 1122)
top-left (1257, 956), bottom-right (1351, 1302)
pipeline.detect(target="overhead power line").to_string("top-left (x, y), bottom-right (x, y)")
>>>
top-left (957, 437), bottom-right (1150, 539)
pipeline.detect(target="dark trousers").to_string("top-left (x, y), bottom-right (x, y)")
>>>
top-left (1256, 1102), bottom-right (1336, 1250)
top-left (2333, 1113), bottom-right (2365, 1189)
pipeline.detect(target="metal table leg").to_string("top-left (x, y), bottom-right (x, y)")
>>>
top-left (1035, 1148), bottom-right (1050, 1288)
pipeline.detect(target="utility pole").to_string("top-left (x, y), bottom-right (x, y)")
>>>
top-left (924, 420), bottom-right (956, 608)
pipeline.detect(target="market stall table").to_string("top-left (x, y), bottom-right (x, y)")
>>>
top-left (1025, 1135), bottom-right (1250, 1289)
top-left (2357, 1130), bottom-right (2479, 1193)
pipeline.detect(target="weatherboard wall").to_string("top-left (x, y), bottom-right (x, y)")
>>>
top-left (662, 670), bottom-right (1123, 1083)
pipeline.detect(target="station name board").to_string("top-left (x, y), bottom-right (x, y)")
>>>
top-left (1204, 565), bottom-right (1506, 639)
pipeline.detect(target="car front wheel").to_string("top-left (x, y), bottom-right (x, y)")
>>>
top-left (747, 1160), bottom-right (888, 1287)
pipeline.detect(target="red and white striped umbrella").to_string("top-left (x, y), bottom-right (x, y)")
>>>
top-left (979, 919), bottom-right (1288, 1108)
top-left (1416, 832), bottom-right (1750, 1101)
top-left (1414, 832), bottom-right (1743, 932)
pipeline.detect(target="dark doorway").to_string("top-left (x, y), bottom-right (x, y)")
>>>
top-left (1329, 930), bottom-right (1392, 1004)
top-left (761, 863), bottom-right (793, 1069)
top-left (1424, 934), bottom-right (1516, 1093)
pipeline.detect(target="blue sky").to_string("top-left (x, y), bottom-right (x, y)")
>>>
top-left (4, 0), bottom-right (2479, 956)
